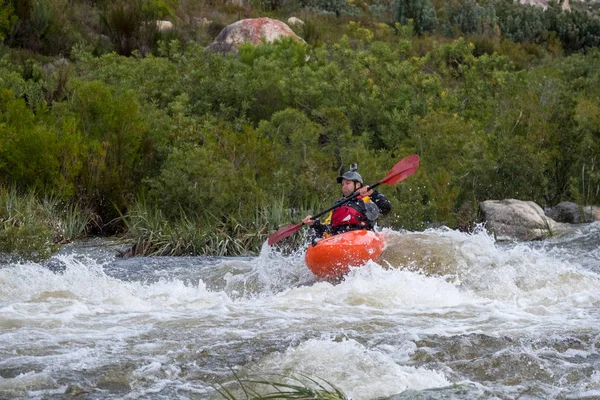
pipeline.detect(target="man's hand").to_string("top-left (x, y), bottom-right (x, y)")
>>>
top-left (357, 186), bottom-right (373, 197)
top-left (302, 215), bottom-right (315, 225)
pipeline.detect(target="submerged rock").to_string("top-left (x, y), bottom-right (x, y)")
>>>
top-left (207, 17), bottom-right (304, 54)
top-left (479, 199), bottom-right (570, 241)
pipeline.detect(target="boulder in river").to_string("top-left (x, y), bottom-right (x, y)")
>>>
top-left (479, 199), bottom-right (571, 241)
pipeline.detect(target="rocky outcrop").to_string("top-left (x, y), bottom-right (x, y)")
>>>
top-left (207, 17), bottom-right (304, 54)
top-left (479, 199), bottom-right (570, 241)
top-left (545, 201), bottom-right (600, 223)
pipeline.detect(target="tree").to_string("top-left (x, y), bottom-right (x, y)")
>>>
top-left (397, 0), bottom-right (437, 35)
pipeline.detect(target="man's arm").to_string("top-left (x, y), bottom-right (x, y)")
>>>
top-left (302, 215), bottom-right (331, 237)
top-left (371, 190), bottom-right (392, 215)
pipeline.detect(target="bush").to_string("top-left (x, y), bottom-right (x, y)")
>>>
top-left (100, 0), bottom-right (169, 56)
top-left (59, 79), bottom-right (151, 224)
top-left (0, 187), bottom-right (92, 261)
top-left (396, 0), bottom-right (437, 35)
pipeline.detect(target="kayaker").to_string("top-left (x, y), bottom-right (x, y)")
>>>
top-left (302, 164), bottom-right (392, 239)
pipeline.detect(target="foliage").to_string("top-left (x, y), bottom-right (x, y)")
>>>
top-left (59, 79), bottom-right (151, 225)
top-left (4, 0), bottom-right (95, 56)
top-left (493, 0), bottom-right (600, 53)
top-left (100, 0), bottom-right (158, 56)
top-left (0, 186), bottom-right (55, 260)
top-left (0, 0), bottom-right (14, 42)
top-left (121, 197), bottom-right (277, 257)
top-left (301, 0), bottom-right (360, 17)
top-left (1, 1), bottom-right (600, 258)
top-left (0, 88), bottom-right (84, 197)
top-left (0, 186), bottom-right (92, 261)
top-left (443, 0), bottom-right (498, 37)
top-left (396, 0), bottom-right (437, 35)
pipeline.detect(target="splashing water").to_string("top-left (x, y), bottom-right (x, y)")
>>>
top-left (0, 226), bottom-right (599, 399)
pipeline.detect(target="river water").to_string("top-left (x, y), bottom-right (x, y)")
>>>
top-left (1, 224), bottom-right (599, 399)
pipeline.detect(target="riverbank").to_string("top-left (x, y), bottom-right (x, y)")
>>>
top-left (3, 186), bottom-right (599, 261)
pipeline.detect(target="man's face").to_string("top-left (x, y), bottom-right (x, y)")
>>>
top-left (341, 179), bottom-right (357, 197)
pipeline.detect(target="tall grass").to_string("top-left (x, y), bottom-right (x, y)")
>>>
top-left (120, 200), bottom-right (268, 257)
top-left (215, 373), bottom-right (347, 400)
top-left (120, 196), bottom-right (321, 257)
top-left (119, 201), bottom-right (212, 256)
top-left (0, 186), bottom-right (54, 260)
top-left (0, 186), bottom-right (93, 261)
top-left (100, 0), bottom-right (159, 56)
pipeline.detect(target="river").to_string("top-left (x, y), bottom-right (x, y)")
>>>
top-left (1, 224), bottom-right (599, 399)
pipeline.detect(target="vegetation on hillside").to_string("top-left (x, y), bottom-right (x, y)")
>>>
top-left (0, 0), bottom-right (599, 259)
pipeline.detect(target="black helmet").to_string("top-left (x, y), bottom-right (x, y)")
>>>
top-left (337, 163), bottom-right (363, 184)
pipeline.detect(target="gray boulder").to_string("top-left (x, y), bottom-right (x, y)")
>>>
top-left (545, 201), bottom-right (600, 224)
top-left (480, 199), bottom-right (570, 241)
top-left (207, 17), bottom-right (304, 54)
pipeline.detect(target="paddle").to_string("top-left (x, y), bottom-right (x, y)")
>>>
top-left (267, 154), bottom-right (420, 246)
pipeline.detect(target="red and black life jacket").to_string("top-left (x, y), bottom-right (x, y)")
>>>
top-left (330, 196), bottom-right (369, 227)
top-left (331, 205), bottom-right (368, 227)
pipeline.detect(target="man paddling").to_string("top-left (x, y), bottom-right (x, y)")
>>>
top-left (302, 164), bottom-right (392, 239)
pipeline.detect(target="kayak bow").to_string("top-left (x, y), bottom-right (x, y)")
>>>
top-left (305, 230), bottom-right (385, 279)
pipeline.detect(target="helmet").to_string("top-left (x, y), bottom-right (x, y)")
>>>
top-left (337, 163), bottom-right (363, 184)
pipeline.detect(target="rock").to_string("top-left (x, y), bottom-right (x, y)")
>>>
top-left (589, 206), bottom-right (600, 220)
top-left (155, 20), bottom-right (174, 32)
top-left (545, 202), bottom-right (600, 223)
top-left (479, 199), bottom-right (570, 241)
top-left (287, 17), bottom-right (304, 26)
top-left (207, 17), bottom-right (304, 54)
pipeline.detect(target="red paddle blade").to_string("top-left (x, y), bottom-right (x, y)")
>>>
top-left (381, 154), bottom-right (419, 185)
top-left (267, 223), bottom-right (303, 246)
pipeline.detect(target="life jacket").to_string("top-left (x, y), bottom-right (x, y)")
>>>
top-left (331, 205), bottom-right (368, 227)
top-left (329, 196), bottom-right (372, 227)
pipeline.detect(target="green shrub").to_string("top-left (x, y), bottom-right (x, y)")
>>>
top-left (100, 0), bottom-right (167, 56)
top-left (0, 89), bottom-right (84, 197)
top-left (444, 0), bottom-right (498, 37)
top-left (396, 0), bottom-right (437, 35)
top-left (0, 0), bottom-right (15, 42)
top-left (61, 79), bottom-right (151, 223)
top-left (0, 187), bottom-right (92, 261)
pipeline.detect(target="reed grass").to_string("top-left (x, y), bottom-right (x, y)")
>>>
top-left (120, 196), bottom-right (324, 257)
top-left (215, 373), bottom-right (347, 400)
top-left (0, 186), bottom-right (54, 260)
top-left (100, 0), bottom-right (160, 56)
top-left (56, 201), bottom-right (97, 242)
top-left (0, 186), bottom-right (95, 260)
top-left (120, 200), bottom-right (266, 257)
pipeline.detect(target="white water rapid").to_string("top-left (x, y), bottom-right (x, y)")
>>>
top-left (1, 225), bottom-right (599, 399)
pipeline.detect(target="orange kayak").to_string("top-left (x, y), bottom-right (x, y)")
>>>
top-left (305, 230), bottom-right (385, 279)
